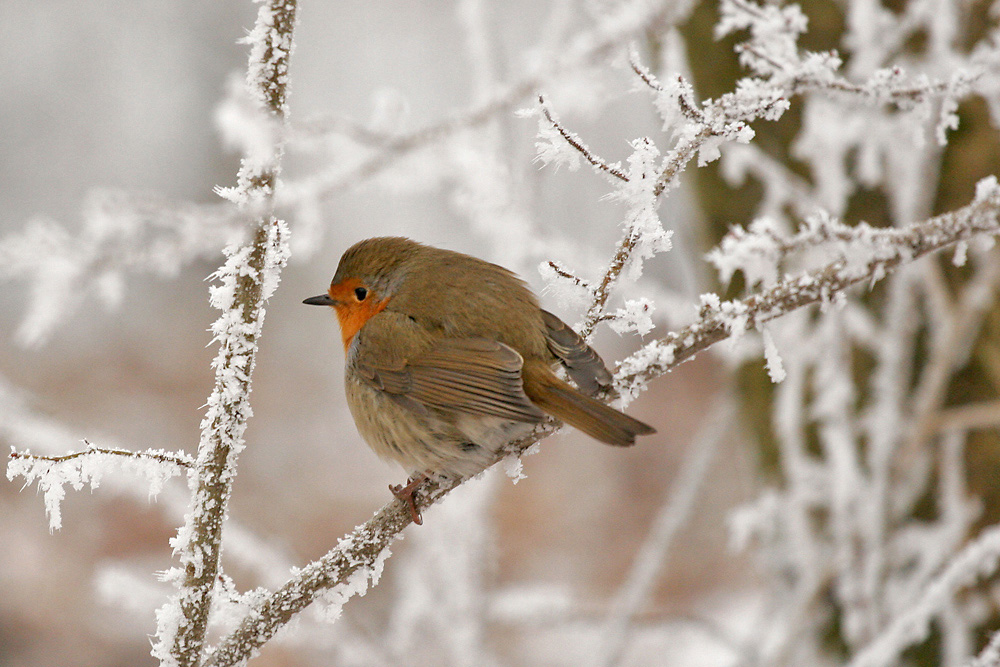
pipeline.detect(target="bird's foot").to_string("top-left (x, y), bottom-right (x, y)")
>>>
top-left (389, 472), bottom-right (429, 525)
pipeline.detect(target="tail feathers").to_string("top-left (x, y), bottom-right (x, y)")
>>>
top-left (524, 368), bottom-right (655, 447)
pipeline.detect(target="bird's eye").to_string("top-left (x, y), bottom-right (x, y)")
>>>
top-left (354, 286), bottom-right (368, 301)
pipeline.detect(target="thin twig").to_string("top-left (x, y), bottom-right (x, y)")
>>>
top-left (9, 445), bottom-right (193, 469)
top-left (545, 260), bottom-right (596, 293)
top-left (628, 49), bottom-right (704, 123)
top-left (538, 95), bottom-right (630, 182)
top-left (279, 0), bottom-right (674, 203)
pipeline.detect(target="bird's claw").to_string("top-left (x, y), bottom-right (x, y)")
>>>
top-left (390, 473), bottom-right (428, 525)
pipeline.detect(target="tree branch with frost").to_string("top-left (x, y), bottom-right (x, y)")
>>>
top-left (7, 443), bottom-right (193, 532)
top-left (534, 43), bottom-right (796, 340)
top-left (615, 178), bottom-right (1000, 400)
top-left (195, 418), bottom-right (547, 667)
top-left (9, 443), bottom-right (194, 469)
top-left (540, 0), bottom-right (987, 343)
top-left (152, 1), bottom-right (297, 666)
top-left (846, 523), bottom-right (1000, 667)
top-left (532, 95), bottom-right (630, 181)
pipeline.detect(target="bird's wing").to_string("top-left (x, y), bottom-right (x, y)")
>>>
top-left (355, 337), bottom-right (547, 423)
top-left (540, 310), bottom-right (612, 396)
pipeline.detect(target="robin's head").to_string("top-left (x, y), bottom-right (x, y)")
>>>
top-left (303, 237), bottom-right (425, 349)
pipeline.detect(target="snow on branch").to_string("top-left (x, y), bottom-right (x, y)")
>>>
top-left (200, 421), bottom-right (553, 667)
top-left (847, 523), bottom-right (1000, 667)
top-left (615, 177), bottom-right (1000, 401)
top-left (152, 1), bottom-right (297, 665)
top-left (527, 94), bottom-right (629, 181)
top-left (7, 443), bottom-right (193, 532)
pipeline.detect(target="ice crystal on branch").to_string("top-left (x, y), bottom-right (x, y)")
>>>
top-left (7, 443), bottom-right (193, 532)
top-left (608, 137), bottom-right (674, 284)
top-left (609, 297), bottom-right (656, 336)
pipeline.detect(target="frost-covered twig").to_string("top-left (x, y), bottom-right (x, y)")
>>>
top-left (535, 95), bottom-right (630, 181)
top-left (9, 443), bottom-right (193, 468)
top-left (0, 192), bottom-right (243, 346)
top-left (575, 136), bottom-right (674, 339)
top-left (615, 178), bottom-right (1000, 398)
top-left (153, 2), bottom-right (297, 665)
top-left (7, 442), bottom-right (193, 532)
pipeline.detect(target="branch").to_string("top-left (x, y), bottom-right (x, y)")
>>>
top-left (6, 442), bottom-right (193, 532)
top-left (846, 523), bottom-right (1000, 667)
top-left (9, 443), bottom-right (193, 468)
top-left (615, 178), bottom-right (1000, 398)
top-left (154, 1), bottom-right (298, 665)
top-left (203, 424), bottom-right (556, 667)
top-left (537, 95), bottom-right (630, 182)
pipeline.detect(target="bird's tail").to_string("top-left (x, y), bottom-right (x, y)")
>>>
top-left (522, 363), bottom-right (655, 447)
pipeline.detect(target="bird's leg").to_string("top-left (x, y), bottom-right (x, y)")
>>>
top-left (389, 472), bottom-right (429, 525)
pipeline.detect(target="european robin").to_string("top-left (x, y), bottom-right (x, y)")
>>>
top-left (304, 237), bottom-right (655, 523)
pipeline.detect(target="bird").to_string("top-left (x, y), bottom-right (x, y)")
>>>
top-left (303, 237), bottom-right (655, 523)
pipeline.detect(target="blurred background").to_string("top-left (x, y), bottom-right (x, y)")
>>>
top-left (0, 2), bottom-right (755, 665)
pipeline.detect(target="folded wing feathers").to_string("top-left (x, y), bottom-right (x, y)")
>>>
top-left (361, 338), bottom-right (546, 423)
top-left (540, 310), bottom-right (612, 396)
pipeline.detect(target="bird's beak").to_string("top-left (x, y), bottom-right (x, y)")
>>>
top-left (303, 294), bottom-right (337, 306)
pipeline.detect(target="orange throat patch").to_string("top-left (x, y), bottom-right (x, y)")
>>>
top-left (329, 278), bottom-right (389, 350)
